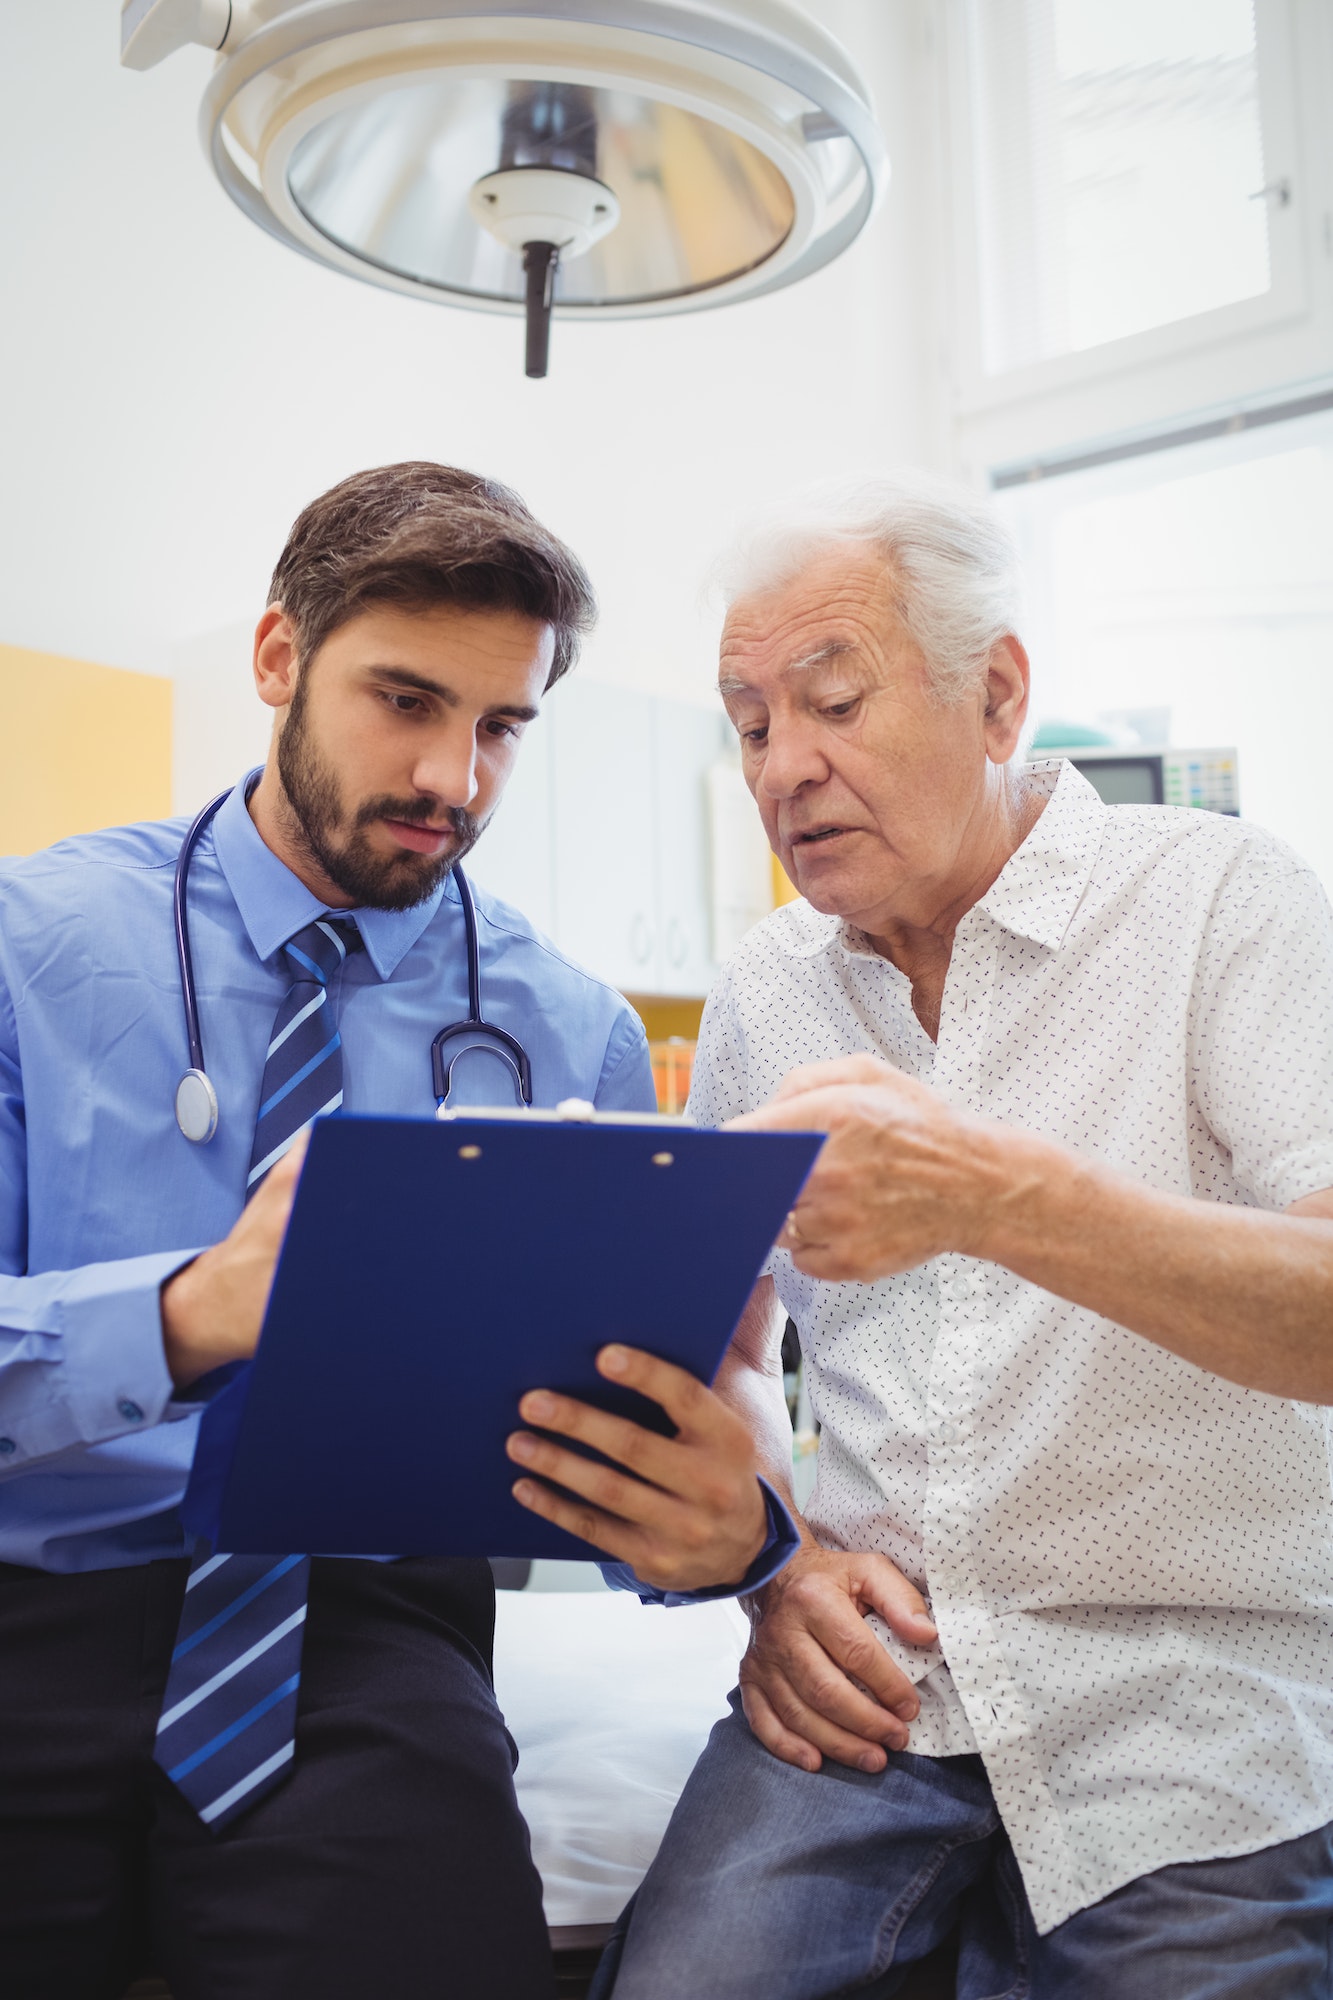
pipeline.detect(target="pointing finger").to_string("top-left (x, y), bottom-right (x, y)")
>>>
top-left (727, 1098), bottom-right (832, 1135)
top-left (774, 1056), bottom-right (897, 1100)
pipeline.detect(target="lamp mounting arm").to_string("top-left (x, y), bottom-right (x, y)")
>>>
top-left (522, 241), bottom-right (558, 377)
top-left (120, 0), bottom-right (235, 69)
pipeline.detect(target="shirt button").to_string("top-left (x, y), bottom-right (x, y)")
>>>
top-left (0, 1437), bottom-right (15, 1456)
top-left (945, 1274), bottom-right (971, 1302)
top-left (117, 1399), bottom-right (144, 1423)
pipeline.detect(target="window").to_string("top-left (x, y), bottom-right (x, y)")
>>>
top-left (997, 409), bottom-right (1333, 894)
top-left (945, 0), bottom-right (1324, 470)
top-left (969, 0), bottom-right (1272, 373)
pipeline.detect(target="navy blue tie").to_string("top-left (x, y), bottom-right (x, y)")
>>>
top-left (155, 916), bottom-right (358, 1830)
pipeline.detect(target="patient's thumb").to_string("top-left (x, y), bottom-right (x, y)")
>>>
top-left (858, 1556), bottom-right (938, 1642)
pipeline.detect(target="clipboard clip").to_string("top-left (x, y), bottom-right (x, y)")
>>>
top-left (435, 1097), bottom-right (691, 1128)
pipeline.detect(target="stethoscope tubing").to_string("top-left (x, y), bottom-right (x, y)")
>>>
top-left (175, 786), bottom-right (230, 1078)
top-left (172, 783), bottom-right (532, 1141)
top-left (430, 867), bottom-right (533, 1109)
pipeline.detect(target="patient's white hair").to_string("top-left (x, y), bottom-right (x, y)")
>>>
top-left (717, 474), bottom-right (1023, 705)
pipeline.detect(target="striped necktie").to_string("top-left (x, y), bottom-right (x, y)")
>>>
top-left (154, 915), bottom-right (359, 1831)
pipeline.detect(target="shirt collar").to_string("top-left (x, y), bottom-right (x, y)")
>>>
top-left (785, 758), bottom-right (1106, 964)
top-left (209, 772), bottom-right (447, 981)
top-left (971, 759), bottom-right (1107, 952)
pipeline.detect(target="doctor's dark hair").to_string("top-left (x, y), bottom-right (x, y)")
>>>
top-left (268, 462), bottom-right (596, 688)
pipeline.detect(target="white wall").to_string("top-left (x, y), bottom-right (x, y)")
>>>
top-left (170, 622), bottom-right (270, 813)
top-left (0, 0), bottom-right (949, 774)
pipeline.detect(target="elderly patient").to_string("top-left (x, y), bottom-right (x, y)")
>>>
top-left (593, 478), bottom-right (1333, 2000)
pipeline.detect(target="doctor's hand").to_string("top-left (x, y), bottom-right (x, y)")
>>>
top-left (506, 1346), bottom-right (768, 1593)
top-left (729, 1055), bottom-right (1015, 1283)
top-left (740, 1545), bottom-right (938, 1773)
top-left (159, 1137), bottom-right (307, 1390)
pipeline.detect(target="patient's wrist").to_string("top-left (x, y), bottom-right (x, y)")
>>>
top-left (742, 1535), bottom-right (818, 1612)
top-left (964, 1125), bottom-right (1080, 1267)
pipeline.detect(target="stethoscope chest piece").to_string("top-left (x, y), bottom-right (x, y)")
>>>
top-left (176, 1068), bottom-right (219, 1145)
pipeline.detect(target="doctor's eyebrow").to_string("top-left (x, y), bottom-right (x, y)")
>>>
top-left (365, 665), bottom-right (539, 721)
top-left (717, 638), bottom-right (857, 698)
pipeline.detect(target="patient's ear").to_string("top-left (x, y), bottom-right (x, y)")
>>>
top-left (983, 636), bottom-right (1030, 763)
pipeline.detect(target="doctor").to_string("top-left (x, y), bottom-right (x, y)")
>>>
top-left (0, 461), bottom-right (794, 2000)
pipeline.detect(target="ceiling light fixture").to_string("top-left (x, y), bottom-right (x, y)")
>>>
top-left (121, 0), bottom-right (887, 377)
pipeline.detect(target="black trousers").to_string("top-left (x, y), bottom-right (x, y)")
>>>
top-left (0, 1554), bottom-right (556, 2000)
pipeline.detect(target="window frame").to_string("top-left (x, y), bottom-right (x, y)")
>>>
top-left (942, 0), bottom-right (1332, 477)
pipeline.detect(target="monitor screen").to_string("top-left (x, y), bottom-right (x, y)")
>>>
top-left (1073, 756), bottom-right (1162, 806)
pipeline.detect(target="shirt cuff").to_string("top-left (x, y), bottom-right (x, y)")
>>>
top-left (54, 1248), bottom-right (206, 1451)
top-left (599, 1477), bottom-right (801, 1607)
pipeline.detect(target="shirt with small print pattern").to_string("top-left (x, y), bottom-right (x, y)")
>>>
top-left (688, 760), bottom-right (1333, 1935)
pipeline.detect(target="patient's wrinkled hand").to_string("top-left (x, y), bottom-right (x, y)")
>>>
top-left (739, 1545), bottom-right (938, 1773)
top-left (728, 1054), bottom-right (1011, 1283)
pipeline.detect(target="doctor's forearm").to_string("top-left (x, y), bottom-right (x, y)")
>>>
top-left (0, 1250), bottom-right (202, 1472)
top-left (976, 1134), bottom-right (1333, 1401)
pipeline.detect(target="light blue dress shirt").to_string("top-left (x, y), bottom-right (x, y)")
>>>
top-left (0, 777), bottom-right (656, 1572)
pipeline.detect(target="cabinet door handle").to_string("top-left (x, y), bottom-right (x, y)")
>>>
top-left (631, 914), bottom-right (654, 964)
top-left (666, 918), bottom-right (688, 968)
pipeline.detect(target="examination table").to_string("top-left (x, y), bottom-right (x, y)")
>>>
top-left (494, 1578), bottom-right (749, 1987)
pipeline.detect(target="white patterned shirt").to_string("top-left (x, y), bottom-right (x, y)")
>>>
top-left (689, 761), bottom-right (1333, 1934)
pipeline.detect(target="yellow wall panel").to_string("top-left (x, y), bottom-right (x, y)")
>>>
top-left (622, 994), bottom-right (706, 1041)
top-left (772, 851), bottom-right (800, 907)
top-left (0, 643), bottom-right (172, 856)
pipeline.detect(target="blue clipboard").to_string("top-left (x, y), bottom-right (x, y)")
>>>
top-left (182, 1111), bottom-right (820, 1559)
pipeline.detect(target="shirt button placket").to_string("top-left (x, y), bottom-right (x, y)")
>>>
top-left (928, 930), bottom-right (975, 1545)
top-left (926, 1263), bottom-right (974, 1518)
top-left (930, 935), bottom-right (994, 1607)
top-left (924, 1257), bottom-right (998, 1764)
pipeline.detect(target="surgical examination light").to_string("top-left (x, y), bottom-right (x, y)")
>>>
top-left (120, 0), bottom-right (888, 376)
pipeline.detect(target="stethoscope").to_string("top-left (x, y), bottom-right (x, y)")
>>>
top-left (171, 784), bottom-right (534, 1144)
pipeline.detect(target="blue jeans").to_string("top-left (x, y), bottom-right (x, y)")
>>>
top-left (590, 1692), bottom-right (1333, 1999)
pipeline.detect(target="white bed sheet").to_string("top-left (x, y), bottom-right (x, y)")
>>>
top-left (492, 1592), bottom-right (748, 1928)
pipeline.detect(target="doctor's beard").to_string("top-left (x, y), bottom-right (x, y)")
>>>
top-left (277, 673), bottom-right (483, 910)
